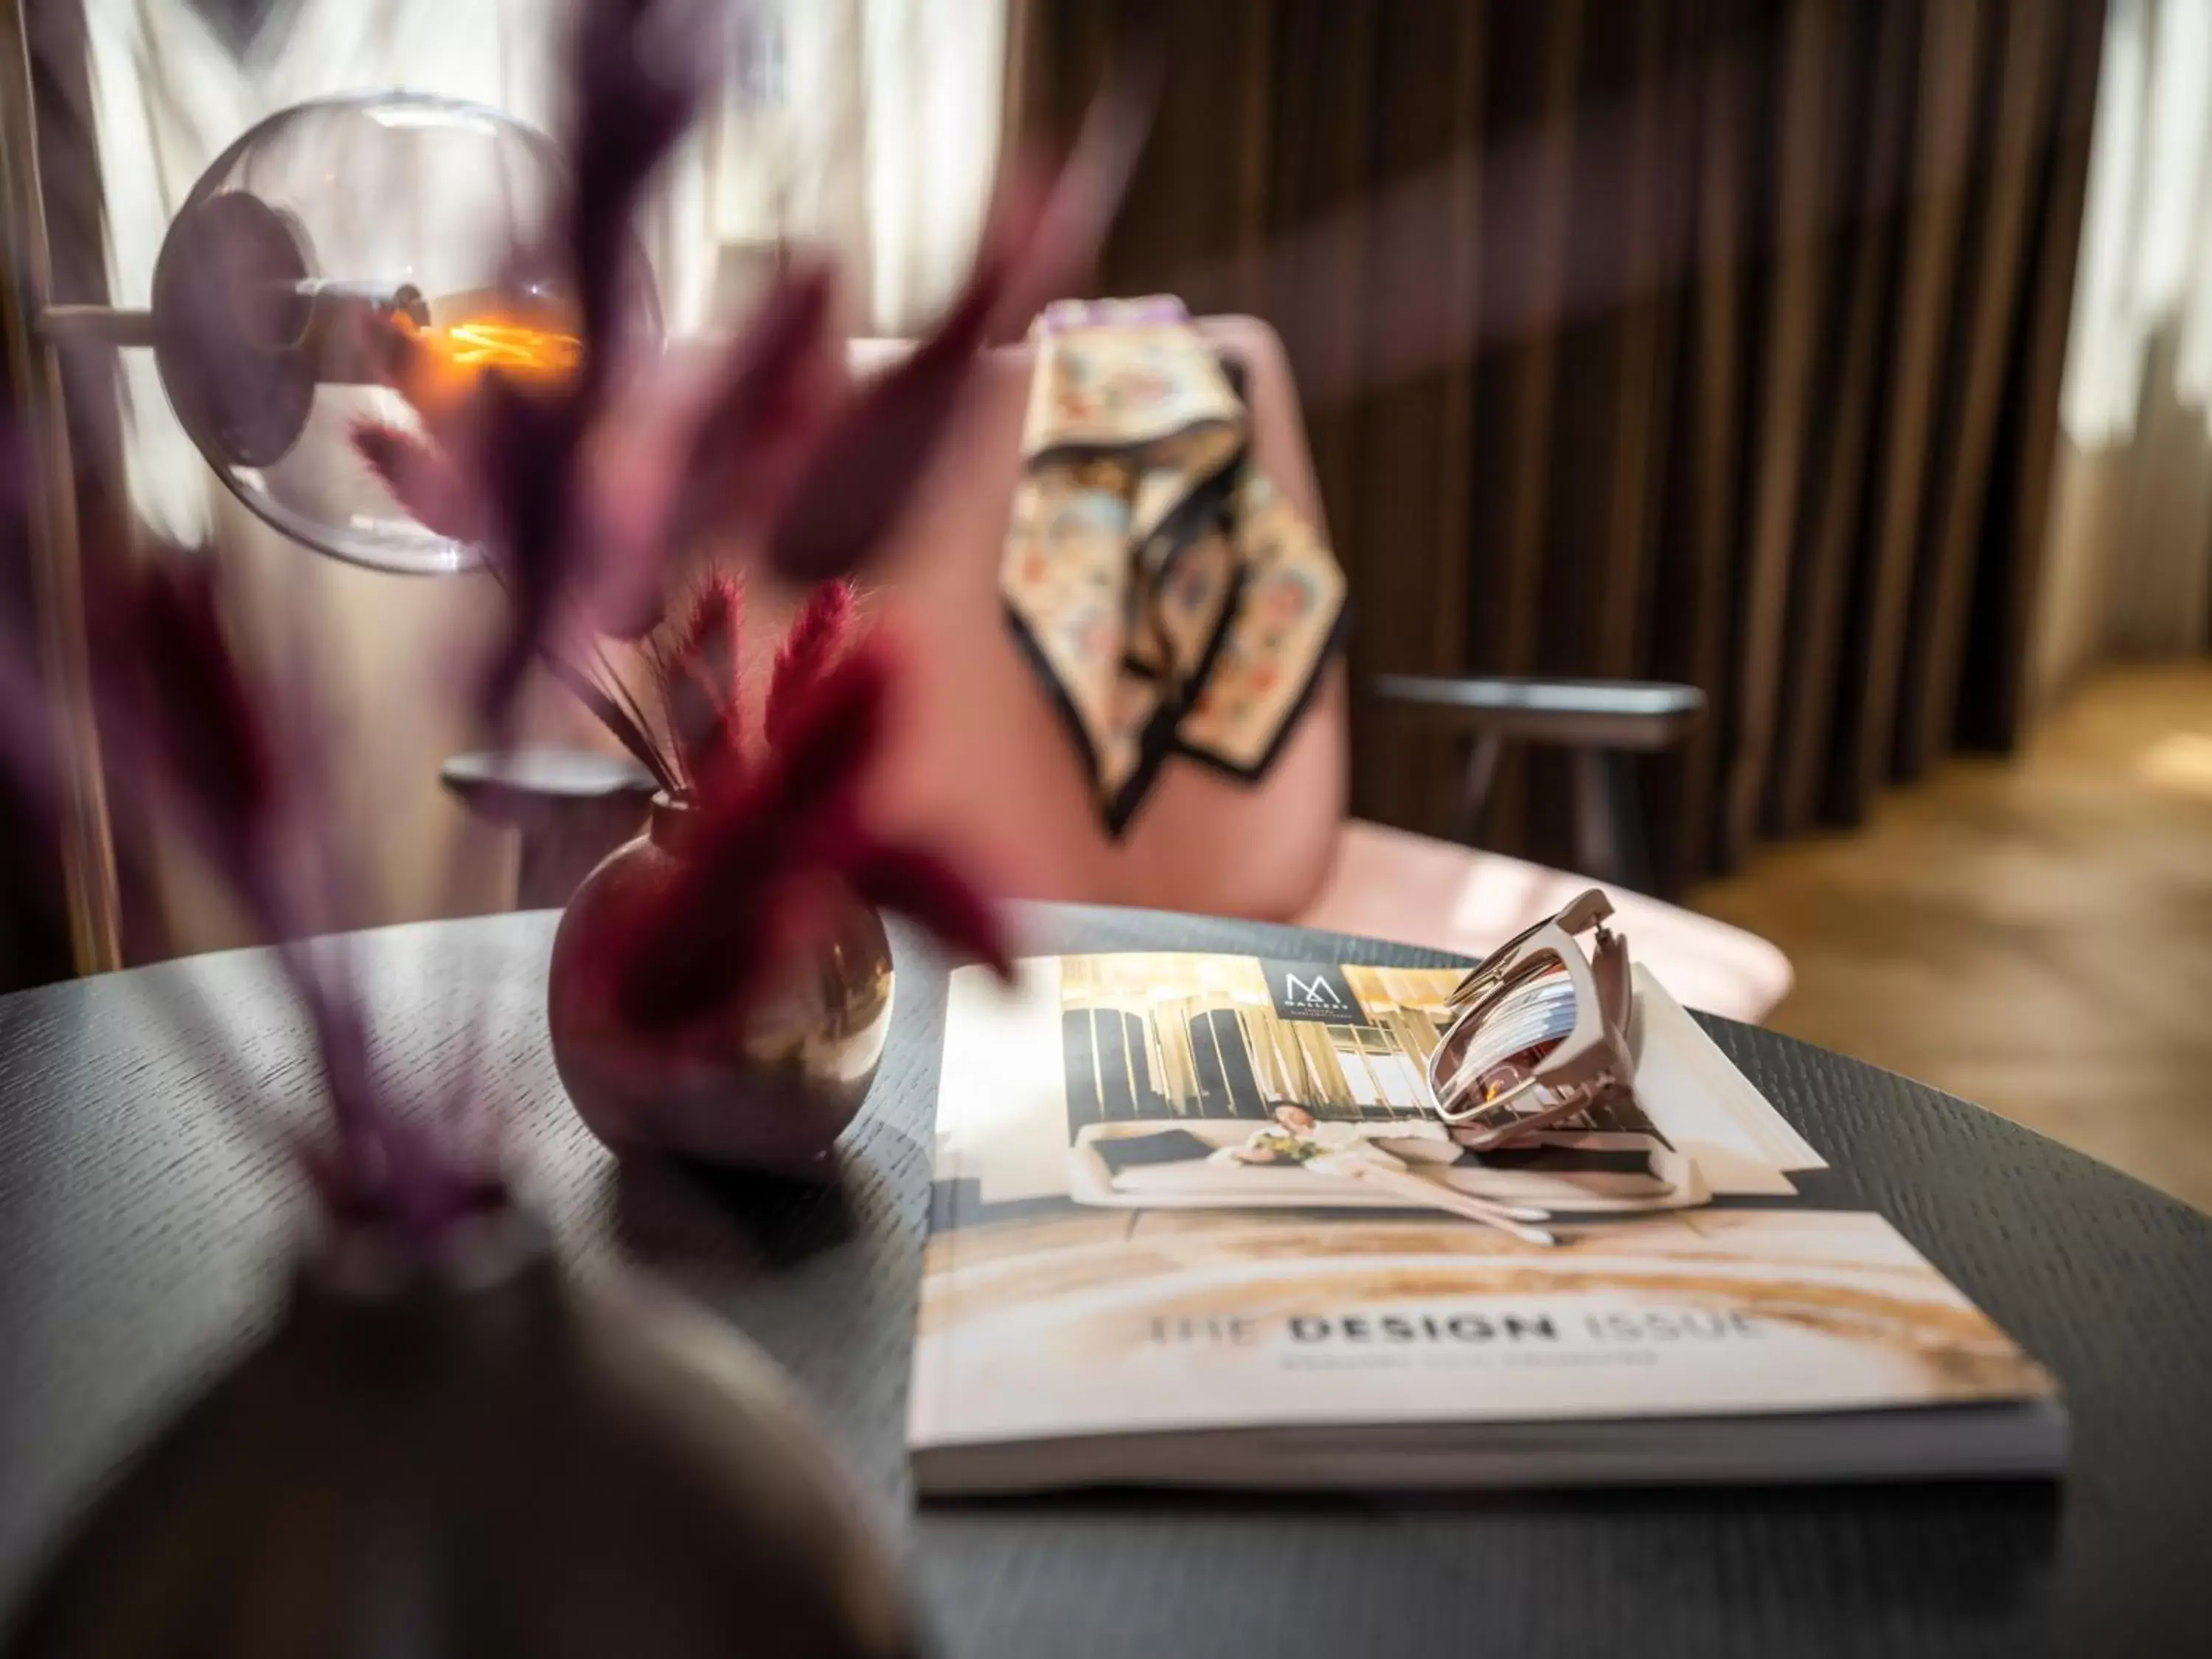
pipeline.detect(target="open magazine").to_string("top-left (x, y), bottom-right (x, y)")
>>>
top-left (909, 953), bottom-right (2064, 1495)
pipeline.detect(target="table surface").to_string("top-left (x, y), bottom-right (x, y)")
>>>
top-left (3, 905), bottom-right (2210, 1658)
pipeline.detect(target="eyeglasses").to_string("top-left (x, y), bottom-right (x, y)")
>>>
top-left (1425, 889), bottom-right (1636, 1149)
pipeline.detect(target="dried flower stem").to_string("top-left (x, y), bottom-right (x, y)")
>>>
top-left (588, 638), bottom-right (656, 746)
top-left (540, 650), bottom-right (680, 794)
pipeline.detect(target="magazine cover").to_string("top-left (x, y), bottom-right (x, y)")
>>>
top-left (910, 953), bottom-right (2059, 1485)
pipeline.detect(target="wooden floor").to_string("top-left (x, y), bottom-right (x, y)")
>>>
top-left (1694, 663), bottom-right (2212, 1215)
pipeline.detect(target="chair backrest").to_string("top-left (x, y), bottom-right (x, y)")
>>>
top-left (849, 316), bottom-right (1349, 921)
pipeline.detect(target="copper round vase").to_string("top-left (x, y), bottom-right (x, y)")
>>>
top-left (546, 797), bottom-right (896, 1171)
top-left (1, 1206), bottom-right (921, 1657)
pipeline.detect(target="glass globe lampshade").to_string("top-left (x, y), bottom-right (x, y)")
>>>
top-left (148, 91), bottom-right (658, 574)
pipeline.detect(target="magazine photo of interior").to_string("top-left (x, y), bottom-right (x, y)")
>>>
top-left (1057, 953), bottom-right (1700, 1219)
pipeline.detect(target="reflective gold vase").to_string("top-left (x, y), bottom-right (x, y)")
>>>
top-left (546, 799), bottom-right (895, 1172)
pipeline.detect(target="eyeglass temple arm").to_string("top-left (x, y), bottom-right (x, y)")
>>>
top-left (1448, 888), bottom-right (1614, 1009)
top-left (1593, 925), bottom-right (1633, 1035)
top-left (1557, 888), bottom-right (1614, 935)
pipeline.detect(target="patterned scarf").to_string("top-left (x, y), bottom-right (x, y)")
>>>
top-left (1001, 298), bottom-right (1347, 834)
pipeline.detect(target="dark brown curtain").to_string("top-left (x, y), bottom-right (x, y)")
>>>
top-left (2, 0), bottom-right (150, 987)
top-left (1014, 0), bottom-right (2105, 892)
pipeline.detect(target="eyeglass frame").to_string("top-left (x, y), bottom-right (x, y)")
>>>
top-left (1424, 888), bottom-right (1636, 1148)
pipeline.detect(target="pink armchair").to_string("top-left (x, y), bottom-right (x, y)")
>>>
top-left (845, 316), bottom-right (1789, 1020)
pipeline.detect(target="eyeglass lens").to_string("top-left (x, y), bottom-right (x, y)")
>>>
top-left (1437, 958), bottom-right (1579, 1102)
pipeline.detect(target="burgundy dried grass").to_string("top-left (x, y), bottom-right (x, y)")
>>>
top-left (616, 632), bottom-right (1011, 1032)
top-left (660, 573), bottom-right (746, 793)
top-left (428, 0), bottom-right (720, 714)
top-left (612, 574), bottom-right (1008, 1032)
top-left (763, 577), bottom-right (855, 752)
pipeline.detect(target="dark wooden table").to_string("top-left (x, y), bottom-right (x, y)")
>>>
top-left (4, 906), bottom-right (2211, 1656)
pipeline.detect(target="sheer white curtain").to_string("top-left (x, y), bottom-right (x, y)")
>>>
top-left (84, 0), bottom-right (1007, 546)
top-left (2035, 0), bottom-right (2212, 698)
top-left (2059, 0), bottom-right (2212, 448)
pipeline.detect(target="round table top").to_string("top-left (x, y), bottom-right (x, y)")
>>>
top-left (2, 905), bottom-right (2208, 1657)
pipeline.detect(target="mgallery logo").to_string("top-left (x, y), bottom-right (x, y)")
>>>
top-left (1258, 959), bottom-right (1367, 1026)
